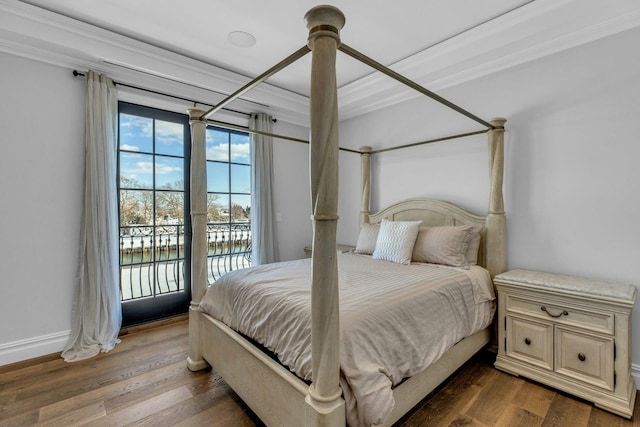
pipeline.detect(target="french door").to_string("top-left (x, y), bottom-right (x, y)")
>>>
top-left (117, 102), bottom-right (191, 326)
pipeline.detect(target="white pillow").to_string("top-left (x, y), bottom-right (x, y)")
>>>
top-left (372, 219), bottom-right (421, 265)
top-left (354, 223), bottom-right (380, 255)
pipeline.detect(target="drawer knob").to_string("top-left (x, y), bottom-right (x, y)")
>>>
top-left (524, 338), bottom-right (531, 345)
top-left (578, 353), bottom-right (586, 362)
top-left (541, 306), bottom-right (569, 318)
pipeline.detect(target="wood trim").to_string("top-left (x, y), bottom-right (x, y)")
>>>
top-left (118, 314), bottom-right (188, 337)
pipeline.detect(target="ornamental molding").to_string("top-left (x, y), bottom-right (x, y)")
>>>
top-left (1, 0), bottom-right (639, 126)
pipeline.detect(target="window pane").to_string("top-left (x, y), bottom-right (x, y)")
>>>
top-left (231, 164), bottom-right (250, 193)
top-left (156, 191), bottom-right (184, 225)
top-left (154, 222), bottom-right (183, 294)
top-left (120, 152), bottom-right (154, 189)
top-left (230, 133), bottom-right (250, 164)
top-left (155, 120), bottom-right (184, 156)
top-left (120, 114), bottom-right (153, 153)
top-left (206, 128), bottom-right (229, 161)
top-left (208, 193), bottom-right (229, 223)
top-left (207, 193), bottom-right (229, 222)
top-left (119, 189), bottom-right (154, 226)
top-left (231, 194), bottom-right (251, 222)
top-left (154, 225), bottom-right (181, 260)
top-left (155, 156), bottom-right (184, 189)
top-left (207, 161), bottom-right (229, 193)
top-left (119, 225), bottom-right (154, 265)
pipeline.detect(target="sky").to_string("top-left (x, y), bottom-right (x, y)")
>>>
top-left (119, 113), bottom-right (251, 210)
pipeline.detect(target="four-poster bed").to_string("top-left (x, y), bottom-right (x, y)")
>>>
top-left (187, 5), bottom-right (506, 427)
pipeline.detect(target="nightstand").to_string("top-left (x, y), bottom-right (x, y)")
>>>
top-left (494, 269), bottom-right (636, 418)
top-left (304, 244), bottom-right (354, 258)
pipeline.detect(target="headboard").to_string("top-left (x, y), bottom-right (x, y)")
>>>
top-left (358, 118), bottom-right (506, 279)
top-left (368, 198), bottom-right (488, 270)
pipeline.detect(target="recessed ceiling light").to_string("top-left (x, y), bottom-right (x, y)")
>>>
top-left (227, 31), bottom-right (256, 48)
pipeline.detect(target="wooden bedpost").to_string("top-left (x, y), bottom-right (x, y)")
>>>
top-left (304, 5), bottom-right (346, 426)
top-left (359, 145), bottom-right (373, 226)
top-left (486, 117), bottom-right (507, 279)
top-left (187, 107), bottom-right (209, 371)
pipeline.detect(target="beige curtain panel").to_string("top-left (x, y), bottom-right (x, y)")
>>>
top-left (62, 71), bottom-right (121, 362)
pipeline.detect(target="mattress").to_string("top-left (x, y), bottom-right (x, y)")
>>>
top-left (199, 253), bottom-right (495, 426)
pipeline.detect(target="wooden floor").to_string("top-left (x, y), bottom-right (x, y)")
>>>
top-left (1, 320), bottom-right (639, 427)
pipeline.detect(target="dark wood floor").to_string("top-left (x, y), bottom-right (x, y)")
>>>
top-left (1, 319), bottom-right (639, 427)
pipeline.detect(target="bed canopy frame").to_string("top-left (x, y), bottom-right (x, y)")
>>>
top-left (187, 5), bottom-right (506, 426)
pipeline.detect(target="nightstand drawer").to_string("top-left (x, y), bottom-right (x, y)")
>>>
top-left (495, 269), bottom-right (636, 418)
top-left (555, 327), bottom-right (614, 391)
top-left (506, 315), bottom-right (553, 370)
top-left (506, 295), bottom-right (614, 335)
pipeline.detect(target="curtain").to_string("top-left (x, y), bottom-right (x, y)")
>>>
top-left (250, 113), bottom-right (280, 265)
top-left (62, 71), bottom-right (121, 362)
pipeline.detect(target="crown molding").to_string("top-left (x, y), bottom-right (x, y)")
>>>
top-left (0, 0), bottom-right (310, 125)
top-left (2, 0), bottom-right (640, 125)
top-left (337, 0), bottom-right (640, 120)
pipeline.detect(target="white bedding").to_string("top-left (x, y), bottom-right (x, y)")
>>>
top-left (199, 253), bottom-right (495, 427)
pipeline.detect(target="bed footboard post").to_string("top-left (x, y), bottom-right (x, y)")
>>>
top-left (359, 145), bottom-right (373, 226)
top-left (187, 108), bottom-right (209, 371)
top-left (305, 6), bottom-right (347, 426)
top-left (486, 117), bottom-right (507, 279)
top-left (187, 307), bottom-right (208, 371)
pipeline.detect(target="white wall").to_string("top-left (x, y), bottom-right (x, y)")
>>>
top-left (3, 17), bottom-right (638, 371)
top-left (0, 52), bottom-right (312, 366)
top-left (338, 27), bottom-right (640, 367)
top-left (0, 52), bottom-right (85, 364)
top-left (272, 124), bottom-right (313, 261)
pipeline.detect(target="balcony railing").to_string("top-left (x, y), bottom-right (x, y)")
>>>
top-left (119, 222), bottom-right (251, 301)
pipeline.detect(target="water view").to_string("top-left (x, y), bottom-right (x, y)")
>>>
top-left (120, 223), bottom-right (251, 301)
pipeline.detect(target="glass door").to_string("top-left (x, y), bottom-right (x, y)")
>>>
top-left (117, 102), bottom-right (191, 326)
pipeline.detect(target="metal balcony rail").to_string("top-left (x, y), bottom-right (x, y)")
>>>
top-left (119, 222), bottom-right (251, 301)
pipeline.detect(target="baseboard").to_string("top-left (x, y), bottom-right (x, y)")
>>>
top-left (0, 330), bottom-right (70, 367)
top-left (631, 364), bottom-right (640, 388)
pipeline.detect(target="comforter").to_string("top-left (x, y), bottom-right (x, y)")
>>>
top-left (199, 253), bottom-right (495, 426)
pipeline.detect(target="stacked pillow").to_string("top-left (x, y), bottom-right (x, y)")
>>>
top-left (372, 219), bottom-right (422, 265)
top-left (354, 219), bottom-right (481, 268)
top-left (354, 222), bottom-right (380, 255)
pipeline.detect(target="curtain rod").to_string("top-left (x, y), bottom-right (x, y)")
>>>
top-left (71, 70), bottom-right (276, 122)
top-left (72, 67), bottom-right (487, 155)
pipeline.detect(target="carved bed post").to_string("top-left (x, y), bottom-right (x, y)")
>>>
top-left (359, 145), bottom-right (373, 226)
top-left (187, 107), bottom-right (209, 371)
top-left (486, 117), bottom-right (507, 279)
top-left (304, 5), bottom-right (346, 426)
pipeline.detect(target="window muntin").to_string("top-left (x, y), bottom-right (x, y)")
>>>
top-left (117, 105), bottom-right (252, 324)
top-left (118, 106), bottom-right (188, 304)
top-left (205, 126), bottom-right (252, 282)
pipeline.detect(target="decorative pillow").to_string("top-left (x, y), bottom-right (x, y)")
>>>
top-left (465, 231), bottom-right (482, 265)
top-left (412, 225), bottom-right (481, 269)
top-left (372, 219), bottom-right (422, 265)
top-left (354, 223), bottom-right (380, 255)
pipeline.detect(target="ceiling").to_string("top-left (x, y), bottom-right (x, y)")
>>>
top-left (19, 0), bottom-right (532, 96)
top-left (3, 0), bottom-right (640, 124)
